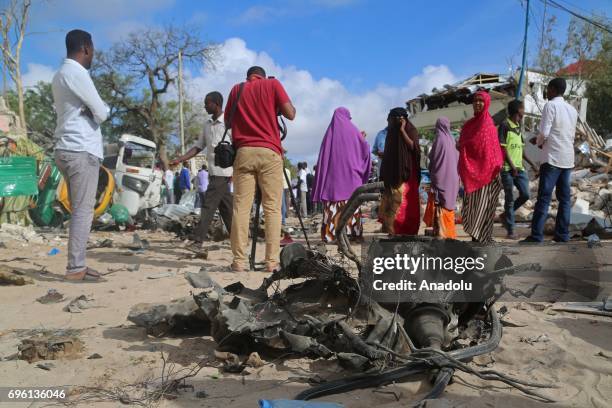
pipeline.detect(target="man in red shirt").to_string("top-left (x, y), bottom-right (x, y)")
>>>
top-left (225, 66), bottom-right (296, 272)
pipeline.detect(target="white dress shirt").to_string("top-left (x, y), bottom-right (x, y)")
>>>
top-left (536, 96), bottom-right (578, 169)
top-left (298, 169), bottom-right (308, 192)
top-left (164, 169), bottom-right (174, 188)
top-left (195, 113), bottom-right (233, 177)
top-left (52, 58), bottom-right (109, 159)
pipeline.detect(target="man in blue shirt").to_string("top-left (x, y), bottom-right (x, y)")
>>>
top-left (372, 127), bottom-right (387, 179)
top-left (179, 162), bottom-right (191, 195)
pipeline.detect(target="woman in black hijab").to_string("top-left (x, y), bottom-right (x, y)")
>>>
top-left (379, 107), bottom-right (421, 235)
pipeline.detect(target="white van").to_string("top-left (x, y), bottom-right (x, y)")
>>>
top-left (103, 134), bottom-right (163, 218)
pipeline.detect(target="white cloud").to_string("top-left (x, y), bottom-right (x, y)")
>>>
top-left (186, 38), bottom-right (457, 164)
top-left (22, 63), bottom-right (55, 88)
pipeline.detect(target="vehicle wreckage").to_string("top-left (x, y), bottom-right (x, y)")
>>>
top-left (128, 182), bottom-right (563, 404)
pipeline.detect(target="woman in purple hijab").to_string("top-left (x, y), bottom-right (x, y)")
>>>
top-left (312, 107), bottom-right (371, 242)
top-left (424, 117), bottom-right (460, 238)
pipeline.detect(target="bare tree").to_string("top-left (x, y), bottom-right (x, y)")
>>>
top-left (0, 0), bottom-right (31, 129)
top-left (93, 25), bottom-right (216, 163)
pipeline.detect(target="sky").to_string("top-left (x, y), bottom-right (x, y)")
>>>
top-left (17, 0), bottom-right (612, 163)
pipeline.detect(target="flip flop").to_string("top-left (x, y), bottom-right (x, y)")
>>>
top-left (65, 267), bottom-right (103, 282)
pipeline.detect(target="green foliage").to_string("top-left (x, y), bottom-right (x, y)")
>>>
top-left (586, 37), bottom-right (612, 136)
top-left (6, 81), bottom-right (56, 150)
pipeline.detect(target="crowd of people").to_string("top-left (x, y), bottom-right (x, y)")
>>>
top-left (51, 29), bottom-right (578, 280)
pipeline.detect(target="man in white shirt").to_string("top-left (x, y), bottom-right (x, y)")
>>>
top-left (297, 162), bottom-right (308, 217)
top-left (171, 91), bottom-right (233, 246)
top-left (523, 77), bottom-right (578, 243)
top-left (281, 165), bottom-right (291, 225)
top-left (53, 29), bottom-right (109, 281)
top-left (197, 164), bottom-right (209, 208)
top-left (163, 167), bottom-right (175, 204)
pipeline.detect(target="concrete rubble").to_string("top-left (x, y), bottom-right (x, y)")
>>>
top-left (496, 168), bottom-right (611, 238)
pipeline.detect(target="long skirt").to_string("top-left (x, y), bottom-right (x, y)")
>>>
top-left (462, 176), bottom-right (502, 243)
top-left (379, 174), bottom-right (420, 235)
top-left (321, 200), bottom-right (362, 243)
top-left (424, 192), bottom-right (457, 239)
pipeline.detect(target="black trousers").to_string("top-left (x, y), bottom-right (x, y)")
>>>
top-left (194, 175), bottom-right (233, 242)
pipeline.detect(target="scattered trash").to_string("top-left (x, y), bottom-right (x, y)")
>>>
top-left (36, 289), bottom-right (64, 304)
top-left (36, 362), bottom-right (54, 371)
top-left (587, 234), bottom-right (602, 248)
top-left (109, 203), bottom-right (130, 224)
top-left (87, 239), bottom-right (113, 249)
top-left (87, 353), bottom-right (102, 359)
top-left (0, 223), bottom-right (46, 244)
top-left (127, 264), bottom-right (140, 272)
top-left (147, 271), bottom-right (175, 279)
top-left (551, 301), bottom-right (612, 317)
top-left (97, 212), bottom-right (113, 225)
top-left (0, 265), bottom-right (33, 286)
top-left (214, 350), bottom-right (241, 372)
top-left (245, 352), bottom-right (264, 368)
top-left (18, 335), bottom-right (83, 363)
top-left (63, 295), bottom-right (97, 313)
top-left (519, 334), bottom-right (550, 345)
top-left (47, 247), bottom-right (60, 256)
top-left (129, 233), bottom-right (150, 251)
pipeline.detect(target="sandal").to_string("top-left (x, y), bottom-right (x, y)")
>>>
top-left (65, 267), bottom-right (103, 281)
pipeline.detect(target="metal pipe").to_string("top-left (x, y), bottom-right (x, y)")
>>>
top-left (295, 308), bottom-right (502, 400)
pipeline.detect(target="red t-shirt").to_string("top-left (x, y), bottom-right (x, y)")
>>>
top-left (225, 76), bottom-right (291, 155)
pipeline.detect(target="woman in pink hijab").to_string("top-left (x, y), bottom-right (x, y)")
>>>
top-left (457, 91), bottom-right (503, 243)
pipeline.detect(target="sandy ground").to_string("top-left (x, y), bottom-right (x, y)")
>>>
top-left (0, 217), bottom-right (611, 408)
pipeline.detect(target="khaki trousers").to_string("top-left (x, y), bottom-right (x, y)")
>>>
top-left (230, 147), bottom-right (283, 266)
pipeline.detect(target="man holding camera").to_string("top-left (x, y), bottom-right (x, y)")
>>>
top-left (226, 66), bottom-right (296, 272)
top-left (170, 91), bottom-right (233, 246)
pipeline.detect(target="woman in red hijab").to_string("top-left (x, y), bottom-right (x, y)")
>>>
top-left (458, 91), bottom-right (503, 243)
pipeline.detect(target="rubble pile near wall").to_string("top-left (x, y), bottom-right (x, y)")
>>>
top-left (496, 164), bottom-right (611, 238)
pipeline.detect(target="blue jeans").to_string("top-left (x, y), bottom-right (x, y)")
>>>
top-left (530, 163), bottom-right (572, 242)
top-left (501, 169), bottom-right (530, 234)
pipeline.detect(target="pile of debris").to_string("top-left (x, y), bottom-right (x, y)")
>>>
top-left (496, 163), bottom-right (611, 238)
top-left (127, 242), bottom-right (555, 403)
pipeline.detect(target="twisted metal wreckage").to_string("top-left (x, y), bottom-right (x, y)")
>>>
top-left (129, 182), bottom-right (556, 404)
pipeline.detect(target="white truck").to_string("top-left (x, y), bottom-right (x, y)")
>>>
top-left (103, 134), bottom-right (163, 218)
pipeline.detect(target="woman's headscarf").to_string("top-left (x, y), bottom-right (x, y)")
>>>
top-left (311, 107), bottom-right (371, 202)
top-left (380, 107), bottom-right (420, 190)
top-left (457, 91), bottom-right (503, 194)
top-left (428, 117), bottom-right (460, 210)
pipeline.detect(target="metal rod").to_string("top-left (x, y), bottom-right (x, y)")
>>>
top-left (516, 0), bottom-right (530, 99)
top-left (284, 167), bottom-right (311, 249)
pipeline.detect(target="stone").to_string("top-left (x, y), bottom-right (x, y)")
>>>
top-left (127, 296), bottom-right (209, 336)
top-left (0, 265), bottom-right (33, 286)
top-left (514, 207), bottom-right (533, 222)
top-left (18, 336), bottom-right (83, 363)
